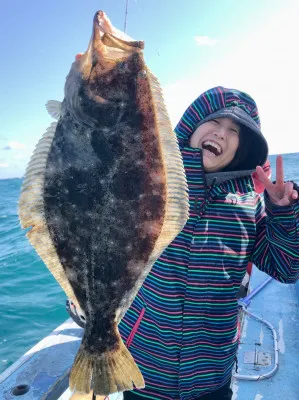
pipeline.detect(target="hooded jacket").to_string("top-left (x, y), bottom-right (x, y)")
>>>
top-left (118, 87), bottom-right (299, 399)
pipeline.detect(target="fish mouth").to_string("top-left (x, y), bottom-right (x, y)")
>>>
top-left (91, 10), bottom-right (144, 57)
top-left (74, 10), bottom-right (145, 78)
top-left (65, 10), bottom-right (146, 126)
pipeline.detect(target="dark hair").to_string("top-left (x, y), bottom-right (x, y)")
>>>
top-left (221, 126), bottom-right (255, 172)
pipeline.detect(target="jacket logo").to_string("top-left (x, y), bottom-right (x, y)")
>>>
top-left (225, 194), bottom-right (238, 205)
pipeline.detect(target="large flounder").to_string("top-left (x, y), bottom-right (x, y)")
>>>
top-left (19, 10), bottom-right (188, 396)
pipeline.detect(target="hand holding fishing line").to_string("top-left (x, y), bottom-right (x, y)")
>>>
top-left (256, 155), bottom-right (298, 205)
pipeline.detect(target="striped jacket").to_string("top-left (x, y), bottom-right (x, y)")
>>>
top-left (118, 87), bottom-right (299, 399)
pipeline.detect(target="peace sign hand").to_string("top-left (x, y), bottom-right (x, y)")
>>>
top-left (255, 155), bottom-right (298, 206)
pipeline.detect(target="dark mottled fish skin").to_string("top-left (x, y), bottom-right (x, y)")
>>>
top-left (44, 75), bottom-right (166, 351)
top-left (19, 10), bottom-right (189, 396)
top-left (44, 13), bottom-right (167, 393)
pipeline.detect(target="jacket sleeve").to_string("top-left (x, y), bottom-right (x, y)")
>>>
top-left (250, 190), bottom-right (299, 283)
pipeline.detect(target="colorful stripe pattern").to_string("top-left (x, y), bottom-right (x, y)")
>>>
top-left (175, 86), bottom-right (261, 148)
top-left (118, 87), bottom-right (299, 399)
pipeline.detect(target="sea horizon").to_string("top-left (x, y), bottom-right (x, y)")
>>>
top-left (1, 151), bottom-right (298, 181)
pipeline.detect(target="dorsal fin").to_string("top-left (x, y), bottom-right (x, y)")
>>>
top-left (45, 100), bottom-right (62, 120)
top-left (19, 122), bottom-right (80, 310)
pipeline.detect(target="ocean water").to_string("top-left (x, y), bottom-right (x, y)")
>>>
top-left (0, 152), bottom-right (299, 374)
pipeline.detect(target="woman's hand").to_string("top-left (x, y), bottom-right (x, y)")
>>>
top-left (255, 155), bottom-right (298, 206)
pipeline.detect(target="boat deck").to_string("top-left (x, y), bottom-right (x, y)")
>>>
top-left (232, 267), bottom-right (299, 399)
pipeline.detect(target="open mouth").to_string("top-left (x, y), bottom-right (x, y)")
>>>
top-left (202, 140), bottom-right (222, 156)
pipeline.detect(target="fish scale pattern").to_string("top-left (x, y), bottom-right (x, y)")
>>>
top-left (118, 87), bottom-right (299, 399)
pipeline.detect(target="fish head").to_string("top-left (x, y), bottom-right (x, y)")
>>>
top-left (64, 10), bottom-right (146, 127)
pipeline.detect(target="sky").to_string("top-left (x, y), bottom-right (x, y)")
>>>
top-left (1, 0), bottom-right (299, 179)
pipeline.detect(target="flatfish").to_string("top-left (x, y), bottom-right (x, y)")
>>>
top-left (19, 10), bottom-right (189, 396)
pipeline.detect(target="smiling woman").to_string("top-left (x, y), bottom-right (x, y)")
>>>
top-left (189, 117), bottom-right (240, 172)
top-left (115, 86), bottom-right (299, 400)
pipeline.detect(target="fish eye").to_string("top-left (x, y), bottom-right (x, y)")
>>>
top-left (138, 70), bottom-right (147, 78)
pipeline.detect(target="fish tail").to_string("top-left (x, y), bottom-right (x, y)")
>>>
top-left (69, 333), bottom-right (144, 396)
top-left (69, 344), bottom-right (93, 394)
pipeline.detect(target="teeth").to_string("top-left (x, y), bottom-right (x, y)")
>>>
top-left (203, 140), bottom-right (222, 155)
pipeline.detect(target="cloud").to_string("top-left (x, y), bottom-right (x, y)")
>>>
top-left (0, 163), bottom-right (9, 168)
top-left (195, 36), bottom-right (219, 46)
top-left (2, 141), bottom-right (26, 150)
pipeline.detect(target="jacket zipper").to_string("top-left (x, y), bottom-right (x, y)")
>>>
top-left (196, 177), bottom-right (217, 215)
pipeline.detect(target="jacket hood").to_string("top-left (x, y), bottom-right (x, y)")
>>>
top-left (174, 86), bottom-right (269, 172)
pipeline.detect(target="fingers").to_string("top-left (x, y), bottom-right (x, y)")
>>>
top-left (255, 166), bottom-right (273, 190)
top-left (284, 181), bottom-right (294, 199)
top-left (275, 181), bottom-right (298, 205)
top-left (292, 190), bottom-right (298, 200)
top-left (257, 159), bottom-right (298, 205)
top-left (282, 181), bottom-right (298, 201)
top-left (276, 155), bottom-right (284, 185)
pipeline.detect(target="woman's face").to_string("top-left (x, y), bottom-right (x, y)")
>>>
top-left (189, 117), bottom-right (240, 172)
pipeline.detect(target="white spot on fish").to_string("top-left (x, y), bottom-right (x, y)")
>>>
top-left (65, 267), bottom-right (78, 281)
top-left (125, 244), bottom-right (132, 252)
top-left (278, 319), bottom-right (285, 353)
top-left (150, 172), bottom-right (163, 183)
top-left (127, 259), bottom-right (144, 271)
